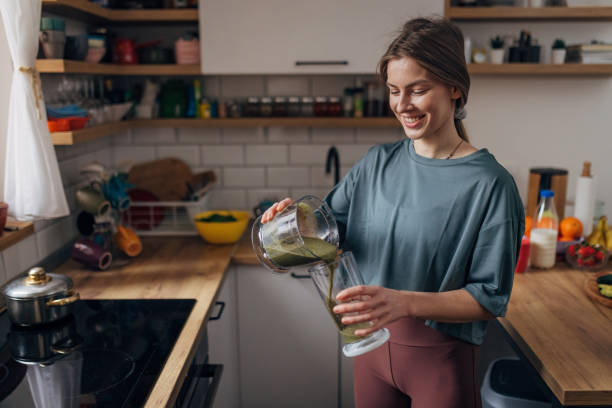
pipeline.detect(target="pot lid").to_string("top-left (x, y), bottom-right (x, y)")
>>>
top-left (4, 267), bottom-right (73, 300)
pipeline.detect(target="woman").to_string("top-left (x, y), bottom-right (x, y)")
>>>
top-left (263, 17), bottom-right (524, 408)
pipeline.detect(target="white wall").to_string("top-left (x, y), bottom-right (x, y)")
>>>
top-left (0, 18), bottom-right (12, 199)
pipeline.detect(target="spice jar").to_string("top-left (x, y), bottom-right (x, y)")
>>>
top-left (300, 96), bottom-right (314, 117)
top-left (227, 99), bottom-right (242, 118)
top-left (272, 96), bottom-right (288, 117)
top-left (343, 88), bottom-right (354, 117)
top-left (288, 96), bottom-right (301, 117)
top-left (245, 97), bottom-right (260, 117)
top-left (328, 96), bottom-right (342, 117)
top-left (314, 96), bottom-right (329, 117)
top-left (260, 97), bottom-right (273, 117)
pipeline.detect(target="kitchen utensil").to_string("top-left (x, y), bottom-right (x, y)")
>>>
top-left (251, 195), bottom-right (339, 273)
top-left (193, 210), bottom-right (250, 244)
top-left (308, 251), bottom-right (390, 357)
top-left (122, 188), bottom-right (164, 230)
top-left (114, 225), bottom-right (143, 257)
top-left (8, 314), bottom-right (83, 365)
top-left (4, 267), bottom-right (80, 327)
top-left (75, 186), bottom-right (111, 216)
top-left (584, 272), bottom-right (612, 308)
top-left (109, 102), bottom-right (134, 122)
top-left (127, 157), bottom-right (193, 201)
top-left (527, 168), bottom-right (568, 219)
top-left (72, 238), bottom-right (113, 270)
top-left (102, 175), bottom-right (132, 211)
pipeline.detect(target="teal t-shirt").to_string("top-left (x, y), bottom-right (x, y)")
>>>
top-left (324, 139), bottom-right (525, 345)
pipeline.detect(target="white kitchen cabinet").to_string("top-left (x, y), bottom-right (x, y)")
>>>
top-left (208, 266), bottom-right (241, 408)
top-left (199, 0), bottom-right (441, 74)
top-left (236, 265), bottom-right (339, 408)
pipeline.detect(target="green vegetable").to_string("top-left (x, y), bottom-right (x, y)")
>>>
top-left (596, 274), bottom-right (612, 285)
top-left (195, 213), bottom-right (237, 223)
top-left (597, 283), bottom-right (612, 298)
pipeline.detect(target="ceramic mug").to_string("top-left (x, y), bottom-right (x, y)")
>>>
top-left (75, 186), bottom-right (111, 216)
top-left (114, 225), bottom-right (142, 257)
top-left (103, 176), bottom-right (131, 211)
top-left (71, 238), bottom-right (112, 270)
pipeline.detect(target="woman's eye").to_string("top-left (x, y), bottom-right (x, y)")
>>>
top-left (412, 89), bottom-right (427, 95)
top-left (389, 90), bottom-right (400, 96)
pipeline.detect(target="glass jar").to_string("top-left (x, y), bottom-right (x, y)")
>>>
top-left (227, 99), bottom-right (242, 118)
top-left (343, 88), bottom-right (354, 117)
top-left (328, 96), bottom-right (342, 117)
top-left (260, 97), bottom-right (273, 117)
top-left (272, 96), bottom-right (288, 117)
top-left (314, 96), bottom-right (329, 117)
top-left (300, 96), bottom-right (314, 117)
top-left (245, 97), bottom-right (260, 117)
top-left (288, 96), bottom-right (301, 117)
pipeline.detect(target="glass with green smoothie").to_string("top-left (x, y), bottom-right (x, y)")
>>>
top-left (308, 252), bottom-right (390, 357)
top-left (252, 195), bottom-right (339, 273)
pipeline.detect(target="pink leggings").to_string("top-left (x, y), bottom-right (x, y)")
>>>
top-left (353, 317), bottom-right (481, 408)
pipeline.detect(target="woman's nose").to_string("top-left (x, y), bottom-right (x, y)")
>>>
top-left (395, 93), bottom-right (413, 113)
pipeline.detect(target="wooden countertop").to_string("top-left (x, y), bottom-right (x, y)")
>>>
top-left (499, 264), bottom-right (612, 406)
top-left (55, 237), bottom-right (236, 408)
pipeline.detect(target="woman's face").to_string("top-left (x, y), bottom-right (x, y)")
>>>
top-left (387, 57), bottom-right (460, 142)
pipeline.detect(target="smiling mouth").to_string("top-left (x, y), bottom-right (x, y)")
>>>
top-left (401, 114), bottom-right (425, 125)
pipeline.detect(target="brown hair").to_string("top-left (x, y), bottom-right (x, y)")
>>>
top-left (378, 17), bottom-right (470, 142)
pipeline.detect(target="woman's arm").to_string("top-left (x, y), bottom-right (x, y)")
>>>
top-left (333, 285), bottom-right (495, 337)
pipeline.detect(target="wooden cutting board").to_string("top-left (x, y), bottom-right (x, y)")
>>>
top-left (128, 158), bottom-right (193, 201)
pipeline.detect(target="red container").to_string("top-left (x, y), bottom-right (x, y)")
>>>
top-left (515, 235), bottom-right (531, 274)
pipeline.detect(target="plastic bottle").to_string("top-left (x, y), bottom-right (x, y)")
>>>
top-left (530, 190), bottom-right (559, 269)
top-left (574, 161), bottom-right (595, 237)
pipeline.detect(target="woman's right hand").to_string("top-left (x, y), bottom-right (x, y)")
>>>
top-left (261, 197), bottom-right (293, 224)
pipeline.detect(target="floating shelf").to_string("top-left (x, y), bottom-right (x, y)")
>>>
top-left (0, 221), bottom-right (34, 252)
top-left (446, 6), bottom-right (612, 20)
top-left (36, 59), bottom-right (201, 75)
top-left (41, 0), bottom-right (198, 24)
top-left (51, 118), bottom-right (400, 145)
top-left (468, 63), bottom-right (612, 75)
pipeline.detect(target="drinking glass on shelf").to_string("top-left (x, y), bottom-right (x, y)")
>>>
top-left (308, 251), bottom-right (390, 357)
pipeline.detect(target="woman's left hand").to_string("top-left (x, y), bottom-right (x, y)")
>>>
top-left (333, 285), bottom-right (411, 337)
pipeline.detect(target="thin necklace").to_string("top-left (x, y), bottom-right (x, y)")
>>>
top-left (445, 139), bottom-right (463, 160)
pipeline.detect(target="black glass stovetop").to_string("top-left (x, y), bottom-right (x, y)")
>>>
top-left (0, 299), bottom-right (195, 408)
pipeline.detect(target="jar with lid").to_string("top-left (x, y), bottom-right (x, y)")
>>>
top-left (272, 96), bottom-right (288, 117)
top-left (530, 190), bottom-right (559, 269)
top-left (300, 96), bottom-right (314, 117)
top-left (314, 96), bottom-right (329, 117)
top-left (343, 88), bottom-right (354, 117)
top-left (328, 97), bottom-right (342, 117)
top-left (288, 96), bottom-right (301, 117)
top-left (260, 97), bottom-right (273, 117)
top-left (245, 97), bottom-right (260, 117)
top-left (227, 99), bottom-right (242, 118)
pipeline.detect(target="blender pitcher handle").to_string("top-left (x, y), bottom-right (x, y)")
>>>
top-left (290, 272), bottom-right (311, 279)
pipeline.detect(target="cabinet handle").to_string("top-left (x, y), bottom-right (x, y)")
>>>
top-left (295, 60), bottom-right (348, 66)
top-left (290, 272), bottom-right (311, 279)
top-left (209, 301), bottom-right (225, 321)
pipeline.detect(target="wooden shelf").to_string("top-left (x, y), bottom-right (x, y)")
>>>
top-left (447, 6), bottom-right (612, 20)
top-left (41, 0), bottom-right (198, 24)
top-left (0, 220), bottom-right (34, 252)
top-left (468, 63), bottom-right (612, 75)
top-left (36, 59), bottom-right (201, 75)
top-left (51, 118), bottom-right (400, 145)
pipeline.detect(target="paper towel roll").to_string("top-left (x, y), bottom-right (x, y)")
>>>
top-left (574, 176), bottom-right (596, 236)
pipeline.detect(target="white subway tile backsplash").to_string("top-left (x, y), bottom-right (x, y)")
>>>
top-left (202, 145), bottom-right (245, 166)
top-left (267, 167), bottom-right (309, 187)
top-left (267, 76), bottom-right (309, 96)
top-left (95, 147), bottom-right (114, 167)
top-left (267, 127), bottom-right (310, 144)
top-left (36, 216), bottom-right (75, 261)
top-left (209, 189), bottom-right (248, 210)
top-left (3, 234), bottom-right (40, 280)
top-left (156, 145), bottom-right (201, 167)
top-left (111, 130), bottom-right (133, 145)
top-left (310, 167), bottom-right (334, 188)
top-left (203, 77), bottom-right (221, 98)
top-left (221, 76), bottom-right (265, 98)
top-left (337, 144), bottom-right (374, 165)
top-left (289, 145), bottom-right (329, 165)
top-left (356, 127), bottom-right (402, 144)
top-left (246, 145), bottom-right (288, 165)
top-left (312, 128), bottom-right (355, 144)
top-left (133, 127), bottom-right (177, 144)
top-left (59, 157), bottom-right (80, 187)
top-left (222, 128), bottom-right (265, 144)
top-left (247, 189), bottom-right (290, 208)
top-left (312, 76), bottom-right (355, 97)
top-left (290, 188), bottom-right (331, 200)
top-left (178, 128), bottom-right (222, 144)
top-left (113, 146), bottom-right (156, 167)
top-left (223, 168), bottom-right (265, 188)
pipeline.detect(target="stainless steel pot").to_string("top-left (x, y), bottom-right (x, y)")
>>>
top-left (4, 267), bottom-right (80, 326)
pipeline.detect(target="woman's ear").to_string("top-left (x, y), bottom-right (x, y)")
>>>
top-left (449, 86), bottom-right (461, 100)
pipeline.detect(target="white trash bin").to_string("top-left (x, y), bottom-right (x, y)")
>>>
top-left (481, 358), bottom-right (552, 408)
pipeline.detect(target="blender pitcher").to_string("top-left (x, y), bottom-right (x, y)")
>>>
top-left (251, 195), bottom-right (339, 273)
top-left (309, 252), bottom-right (390, 357)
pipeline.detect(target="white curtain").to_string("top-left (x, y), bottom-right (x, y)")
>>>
top-left (0, 0), bottom-right (69, 220)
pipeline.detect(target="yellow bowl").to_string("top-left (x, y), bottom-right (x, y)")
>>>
top-left (193, 210), bottom-right (250, 244)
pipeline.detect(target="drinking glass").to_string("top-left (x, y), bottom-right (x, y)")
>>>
top-left (308, 251), bottom-right (390, 357)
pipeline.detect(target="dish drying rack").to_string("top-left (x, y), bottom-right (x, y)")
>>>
top-left (122, 172), bottom-right (215, 236)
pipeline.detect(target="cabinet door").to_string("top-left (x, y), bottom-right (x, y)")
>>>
top-left (199, 0), bottom-right (441, 74)
top-left (208, 267), bottom-right (240, 408)
top-left (237, 266), bottom-right (339, 408)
